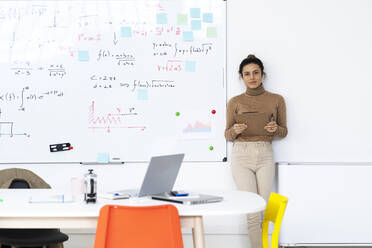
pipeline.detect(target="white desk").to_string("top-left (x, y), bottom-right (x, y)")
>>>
top-left (0, 189), bottom-right (266, 248)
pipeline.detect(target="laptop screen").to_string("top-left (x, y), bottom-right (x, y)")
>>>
top-left (138, 153), bottom-right (185, 197)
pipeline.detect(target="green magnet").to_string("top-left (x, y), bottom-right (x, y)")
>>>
top-left (209, 146), bottom-right (214, 151)
top-left (175, 112), bottom-right (180, 116)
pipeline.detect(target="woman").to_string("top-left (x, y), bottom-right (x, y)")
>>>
top-left (225, 54), bottom-right (287, 248)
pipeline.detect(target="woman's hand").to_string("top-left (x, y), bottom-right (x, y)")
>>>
top-left (264, 121), bottom-right (278, 133)
top-left (233, 123), bottom-right (248, 134)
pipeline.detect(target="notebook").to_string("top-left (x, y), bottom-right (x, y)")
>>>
top-left (108, 153), bottom-right (185, 197)
top-left (151, 192), bottom-right (223, 205)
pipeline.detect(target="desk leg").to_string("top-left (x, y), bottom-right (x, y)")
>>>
top-left (181, 216), bottom-right (206, 248)
top-left (192, 216), bottom-right (205, 248)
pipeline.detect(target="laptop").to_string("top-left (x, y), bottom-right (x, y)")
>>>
top-left (151, 193), bottom-right (223, 205)
top-left (110, 153), bottom-right (185, 197)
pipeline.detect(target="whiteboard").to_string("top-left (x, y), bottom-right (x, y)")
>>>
top-left (229, 0), bottom-right (372, 162)
top-left (0, 0), bottom-right (226, 163)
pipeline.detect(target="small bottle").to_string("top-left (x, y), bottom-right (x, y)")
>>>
top-left (84, 169), bottom-right (97, 203)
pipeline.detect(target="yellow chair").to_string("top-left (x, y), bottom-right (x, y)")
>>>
top-left (262, 193), bottom-right (288, 248)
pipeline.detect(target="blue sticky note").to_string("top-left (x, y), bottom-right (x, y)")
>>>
top-left (137, 89), bottom-right (148, 100)
top-left (183, 31), bottom-right (194, 42)
top-left (203, 13), bottom-right (213, 23)
top-left (78, 50), bottom-right (89, 61)
top-left (120, 26), bottom-right (132, 38)
top-left (190, 8), bottom-right (200, 18)
top-left (97, 153), bottom-right (110, 163)
top-left (185, 61), bottom-right (196, 72)
top-left (191, 20), bottom-right (201, 30)
top-left (156, 13), bottom-right (167, 24)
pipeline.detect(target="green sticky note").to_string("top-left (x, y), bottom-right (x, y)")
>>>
top-left (177, 14), bottom-right (188, 25)
top-left (207, 27), bottom-right (217, 38)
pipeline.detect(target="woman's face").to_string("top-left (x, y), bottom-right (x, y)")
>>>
top-left (241, 63), bottom-right (263, 89)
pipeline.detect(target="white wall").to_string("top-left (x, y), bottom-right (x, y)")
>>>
top-left (228, 0), bottom-right (372, 163)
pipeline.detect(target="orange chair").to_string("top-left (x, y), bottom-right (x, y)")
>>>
top-left (94, 204), bottom-right (184, 248)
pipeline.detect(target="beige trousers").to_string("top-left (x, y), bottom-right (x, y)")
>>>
top-left (231, 141), bottom-right (275, 248)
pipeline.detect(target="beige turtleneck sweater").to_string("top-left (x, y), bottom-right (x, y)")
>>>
top-left (225, 84), bottom-right (287, 142)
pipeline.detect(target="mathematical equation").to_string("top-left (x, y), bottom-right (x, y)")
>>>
top-left (90, 74), bottom-right (116, 89)
top-left (90, 76), bottom-right (176, 91)
top-left (0, 6), bottom-right (47, 21)
top-left (0, 86), bottom-right (64, 111)
top-left (97, 49), bottom-right (135, 66)
top-left (11, 62), bottom-right (67, 78)
top-left (48, 64), bottom-right (66, 78)
top-left (153, 42), bottom-right (213, 57)
top-left (11, 61), bottom-right (34, 76)
top-left (157, 60), bottom-right (183, 72)
top-left (122, 79), bottom-right (176, 91)
top-left (131, 25), bottom-right (182, 37)
top-left (78, 33), bottom-right (101, 41)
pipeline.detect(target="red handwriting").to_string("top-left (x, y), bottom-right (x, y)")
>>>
top-left (157, 60), bottom-right (183, 72)
top-left (88, 101), bottom-right (145, 133)
top-left (78, 33), bottom-right (101, 41)
top-left (131, 26), bottom-right (181, 37)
